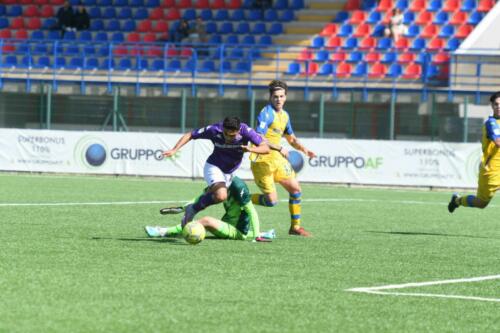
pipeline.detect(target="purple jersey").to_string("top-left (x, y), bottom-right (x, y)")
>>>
top-left (191, 122), bottom-right (263, 173)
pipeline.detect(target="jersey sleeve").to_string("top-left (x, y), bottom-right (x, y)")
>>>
top-left (284, 111), bottom-right (294, 136)
top-left (245, 125), bottom-right (263, 146)
top-left (190, 124), bottom-right (216, 140)
top-left (485, 117), bottom-right (500, 141)
top-left (255, 106), bottom-right (274, 135)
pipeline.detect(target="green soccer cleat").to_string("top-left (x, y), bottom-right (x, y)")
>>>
top-left (159, 206), bottom-right (184, 215)
top-left (448, 193), bottom-right (459, 213)
top-left (144, 226), bottom-right (168, 237)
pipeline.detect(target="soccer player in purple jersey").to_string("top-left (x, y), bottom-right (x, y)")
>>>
top-left (162, 116), bottom-right (269, 225)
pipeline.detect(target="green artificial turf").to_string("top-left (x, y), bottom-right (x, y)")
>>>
top-left (1, 173), bottom-right (500, 332)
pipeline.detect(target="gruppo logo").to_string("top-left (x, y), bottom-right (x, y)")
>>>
top-left (74, 136), bottom-right (108, 168)
top-left (287, 150), bottom-right (304, 173)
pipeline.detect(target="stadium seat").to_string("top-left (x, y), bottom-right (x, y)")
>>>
top-left (460, 0), bottom-right (476, 11)
top-left (151, 59), bottom-right (165, 71)
top-left (386, 63), bottom-right (403, 78)
top-left (54, 56), bottom-right (66, 68)
top-left (410, 37), bottom-right (426, 50)
top-left (434, 11), bottom-right (449, 25)
top-left (432, 51), bottom-right (450, 63)
top-left (333, 11), bottom-right (349, 23)
top-left (161, 0), bottom-right (175, 6)
top-left (33, 43), bottom-right (48, 54)
top-left (442, 0), bottom-right (459, 11)
top-left (280, 9), bottom-right (295, 22)
top-left (334, 62), bottom-right (352, 78)
top-left (111, 32), bottom-right (125, 43)
top-left (416, 11), bottom-right (433, 25)
top-left (194, 0), bottom-right (209, 8)
top-left (330, 51), bottom-right (347, 62)
top-left (347, 51), bottom-right (363, 63)
top-left (68, 57), bottom-right (83, 69)
top-left (366, 11), bottom-right (382, 24)
top-left (106, 20), bottom-right (121, 31)
top-left (166, 59), bottom-right (181, 71)
top-left (421, 24), bottom-right (439, 38)
top-left (467, 12), bottom-right (484, 25)
top-left (248, 9), bottom-right (263, 21)
top-left (368, 62), bottom-right (387, 78)
top-left (359, 36), bottom-right (376, 50)
top-left (405, 25), bottom-right (420, 38)
top-left (317, 63), bottom-right (333, 76)
top-left (376, 0), bottom-right (393, 11)
top-left (11, 18), bottom-right (25, 30)
top-left (26, 18), bottom-right (42, 30)
top-left (290, 0), bottom-right (304, 9)
top-left (251, 23), bottom-right (266, 35)
top-left (177, 0), bottom-right (192, 8)
top-left (0, 18), bottom-right (7, 30)
top-left (214, 9), bottom-right (229, 20)
top-left (145, 0), bottom-right (160, 6)
top-left (210, 0), bottom-right (225, 8)
top-left (220, 22), bottom-right (234, 34)
top-left (200, 8), bottom-right (212, 20)
top-left (127, 32), bottom-right (141, 42)
top-left (183, 8), bottom-right (197, 20)
top-left (264, 9), bottom-right (279, 21)
top-left (236, 22), bottom-right (250, 34)
top-left (150, 8), bottom-right (164, 19)
top-left (122, 20), bottom-right (136, 31)
top-left (95, 32), bottom-right (108, 42)
top-left (427, 0), bottom-right (442, 11)
top-left (410, 0), bottom-right (426, 11)
top-left (449, 11), bottom-right (467, 25)
top-left (477, 0), bottom-right (494, 12)
top-left (398, 52), bottom-right (415, 64)
top-left (349, 10), bottom-right (366, 24)
top-left (2, 55), bottom-right (18, 68)
top-left (226, 35), bottom-right (239, 44)
top-left (394, 37), bottom-right (409, 50)
top-left (83, 44), bottom-right (96, 55)
top-left (229, 8), bottom-right (244, 21)
top-left (286, 62), bottom-right (301, 75)
top-left (327, 36), bottom-right (342, 49)
top-left (315, 50), bottom-right (329, 62)
top-left (456, 24), bottom-right (473, 38)
top-left (427, 38), bottom-right (445, 50)
top-left (7, 5), bottom-right (22, 17)
top-left (376, 37), bottom-right (393, 50)
top-left (48, 30), bottom-right (61, 39)
top-left (24, 5), bottom-right (40, 17)
top-left (117, 58), bottom-right (132, 70)
top-left (242, 35), bottom-right (256, 45)
top-left (31, 30), bottom-right (45, 40)
top-left (365, 51), bottom-right (381, 63)
top-left (353, 24), bottom-right (371, 38)
top-left (342, 37), bottom-right (358, 49)
top-left (21, 55), bottom-right (33, 68)
top-left (143, 33), bottom-right (156, 43)
top-left (402, 63), bottom-right (421, 79)
top-left (438, 24), bottom-right (455, 38)
top-left (371, 24), bottom-right (385, 37)
top-left (319, 23), bottom-right (337, 37)
top-left (298, 49), bottom-right (313, 61)
top-left (381, 51), bottom-right (397, 63)
top-left (311, 36), bottom-right (325, 48)
top-left (138, 20), bottom-right (152, 32)
top-left (118, 7), bottom-right (132, 19)
top-left (165, 8), bottom-right (181, 20)
top-left (351, 62), bottom-right (368, 77)
top-left (35, 56), bottom-right (51, 68)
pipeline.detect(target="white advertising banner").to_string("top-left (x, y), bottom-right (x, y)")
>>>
top-left (0, 129), bottom-right (482, 188)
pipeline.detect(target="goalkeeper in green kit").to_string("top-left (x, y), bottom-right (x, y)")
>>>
top-left (145, 176), bottom-right (275, 241)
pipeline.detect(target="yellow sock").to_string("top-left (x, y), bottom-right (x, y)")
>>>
top-left (289, 192), bottom-right (301, 228)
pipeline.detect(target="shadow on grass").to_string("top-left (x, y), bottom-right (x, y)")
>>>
top-left (366, 230), bottom-right (494, 240)
top-left (91, 236), bottom-right (186, 245)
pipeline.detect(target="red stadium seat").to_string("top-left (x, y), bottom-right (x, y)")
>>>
top-left (394, 37), bottom-right (409, 50)
top-left (319, 24), bottom-right (337, 37)
top-left (194, 0), bottom-right (209, 8)
top-left (402, 63), bottom-right (421, 79)
top-left (165, 8), bottom-right (181, 20)
top-left (416, 11), bottom-right (433, 25)
top-left (34, 0), bottom-right (49, 4)
top-left (161, 0), bottom-right (175, 6)
top-left (127, 32), bottom-right (141, 42)
top-left (368, 62), bottom-right (387, 78)
top-left (50, 0), bottom-right (64, 4)
top-left (176, 0), bottom-right (192, 8)
top-left (359, 36), bottom-right (376, 50)
top-left (138, 20), bottom-right (153, 32)
top-left (26, 18), bottom-right (42, 30)
top-left (298, 49), bottom-right (313, 61)
top-left (456, 24), bottom-right (473, 38)
top-left (344, 0), bottom-right (360, 10)
top-left (11, 18), bottom-right (25, 29)
top-left (210, 0), bottom-right (226, 8)
top-left (113, 45), bottom-right (128, 56)
top-left (442, 0), bottom-right (459, 11)
top-left (477, 0), bottom-right (494, 11)
top-left (397, 52), bottom-right (415, 63)
top-left (24, 5), bottom-right (40, 17)
top-left (432, 51), bottom-right (450, 63)
top-left (334, 62), bottom-right (352, 78)
top-left (349, 10), bottom-right (366, 24)
top-left (40, 5), bottom-right (54, 17)
top-left (143, 33), bottom-right (156, 42)
top-left (153, 21), bottom-right (169, 32)
top-left (410, 0), bottom-right (426, 11)
top-left (227, 0), bottom-right (242, 9)
top-left (20, 0), bottom-right (32, 4)
top-left (146, 46), bottom-right (163, 57)
top-left (150, 8), bottom-right (164, 19)
top-left (365, 51), bottom-right (381, 63)
top-left (0, 29), bottom-right (12, 39)
top-left (377, 0), bottom-right (393, 11)
top-left (303, 62), bottom-right (319, 75)
top-left (327, 36), bottom-right (342, 49)
top-left (15, 29), bottom-right (28, 39)
top-left (421, 24), bottom-right (439, 38)
top-left (427, 37), bottom-right (445, 50)
top-left (166, 47), bottom-right (179, 57)
top-left (353, 23), bottom-right (371, 37)
top-left (330, 51), bottom-right (347, 62)
top-left (449, 11), bottom-right (467, 25)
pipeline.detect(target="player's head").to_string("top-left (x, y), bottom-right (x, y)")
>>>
top-left (268, 80), bottom-right (287, 112)
top-left (490, 91), bottom-right (500, 118)
top-left (222, 116), bottom-right (241, 143)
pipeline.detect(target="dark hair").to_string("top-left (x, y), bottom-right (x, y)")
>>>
top-left (268, 80), bottom-right (288, 96)
top-left (490, 91), bottom-right (500, 103)
top-left (222, 116), bottom-right (241, 131)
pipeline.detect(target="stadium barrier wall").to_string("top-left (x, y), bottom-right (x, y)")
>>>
top-left (0, 128), bottom-right (480, 188)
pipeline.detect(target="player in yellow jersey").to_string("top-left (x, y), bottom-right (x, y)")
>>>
top-left (249, 80), bottom-right (317, 236)
top-left (449, 91), bottom-right (500, 212)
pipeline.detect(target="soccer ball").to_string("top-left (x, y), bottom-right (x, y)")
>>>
top-left (182, 221), bottom-right (206, 245)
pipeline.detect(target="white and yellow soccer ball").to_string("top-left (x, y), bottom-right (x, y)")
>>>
top-left (182, 221), bottom-right (206, 245)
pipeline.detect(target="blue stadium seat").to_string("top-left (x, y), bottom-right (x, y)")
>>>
top-left (377, 37), bottom-right (393, 50)
top-left (79, 31), bottom-right (92, 41)
top-left (100, 0), bottom-right (112, 5)
top-left (65, 45), bottom-right (80, 55)
top-left (362, 0), bottom-right (377, 9)
top-left (145, 0), bottom-right (160, 6)
top-left (264, 9), bottom-right (279, 21)
top-left (106, 20), bottom-right (121, 31)
top-left (228, 48), bottom-right (244, 60)
top-left (117, 58), bottom-right (132, 70)
top-left (248, 48), bottom-right (262, 59)
top-left (446, 37), bottom-right (461, 51)
top-left (427, 0), bottom-right (443, 11)
top-left (21, 55), bottom-right (33, 68)
top-left (114, 0), bottom-right (128, 6)
top-left (338, 25), bottom-right (353, 37)
top-left (0, 17), bottom-right (8, 29)
top-left (269, 23), bottom-right (283, 35)
top-left (3, 55), bottom-right (18, 68)
top-left (95, 32), bottom-right (108, 42)
top-left (151, 59), bottom-right (165, 71)
top-left (201, 9), bottom-right (213, 20)
top-left (48, 30), bottom-right (61, 40)
top-left (248, 10), bottom-right (263, 21)
top-left (236, 22), bottom-right (250, 34)
top-left (403, 12), bottom-right (415, 24)
top-left (334, 11), bottom-right (349, 23)
top-left (352, 62), bottom-right (368, 77)
top-left (342, 37), bottom-right (358, 49)
top-left (214, 9), bottom-right (229, 21)
top-left (242, 35), bottom-right (256, 45)
top-left (318, 63), bottom-right (333, 75)
top-left (274, 0), bottom-right (288, 9)
top-left (311, 36), bottom-right (325, 48)
top-left (286, 62), bottom-right (300, 75)
top-left (221, 60), bottom-right (232, 73)
top-left (33, 43), bottom-right (48, 54)
top-left (83, 0), bottom-right (97, 5)
top-left (123, 20), bottom-right (136, 31)
top-left (231, 8), bottom-right (245, 21)
top-left (63, 31), bottom-right (76, 40)
top-left (206, 22), bottom-right (217, 34)
top-left (396, 0), bottom-right (409, 9)
top-left (316, 50), bottom-right (329, 61)
top-left (258, 35), bottom-right (272, 45)
top-left (102, 8), bottom-right (117, 19)
top-left (251, 22), bottom-right (266, 35)
top-left (199, 60), bottom-right (216, 72)
top-left (42, 18), bottom-right (57, 30)
top-left (183, 8), bottom-right (197, 20)
top-left (347, 51), bottom-right (363, 63)
top-left (371, 24), bottom-right (385, 37)
top-left (134, 8), bottom-right (149, 20)
top-left (290, 0), bottom-right (304, 9)
top-left (55, 56), bottom-right (66, 68)
top-left (111, 32), bottom-right (125, 42)
top-left (381, 51), bottom-right (397, 63)
top-left (99, 58), bottom-right (115, 70)
top-left (83, 44), bottom-right (96, 55)
top-left (36, 56), bottom-right (51, 68)
top-left (439, 24), bottom-right (455, 38)
top-left (208, 35), bottom-right (222, 44)
top-left (232, 61), bottom-right (251, 73)
top-left (280, 9), bottom-right (295, 22)
top-left (0, 5), bottom-right (5, 16)
top-left (410, 38), bottom-right (427, 51)
top-left (84, 57), bottom-right (99, 70)
top-left (117, 7), bottom-right (132, 19)
top-left (167, 59), bottom-right (182, 71)
top-left (7, 5), bottom-right (22, 16)
top-left (461, 0), bottom-right (476, 11)
top-left (68, 57), bottom-right (83, 69)
top-left (91, 19), bottom-right (104, 31)
top-left (434, 11), bottom-right (449, 24)
top-left (220, 22), bottom-right (234, 34)
top-left (130, 0), bottom-right (144, 6)
top-left (31, 30), bottom-right (45, 40)
top-left (386, 63), bottom-right (403, 78)
top-left (405, 25), bottom-right (420, 38)
top-left (226, 35), bottom-right (239, 44)
top-left (89, 6), bottom-right (101, 18)
top-left (366, 11), bottom-right (381, 24)
top-left (467, 11), bottom-right (484, 24)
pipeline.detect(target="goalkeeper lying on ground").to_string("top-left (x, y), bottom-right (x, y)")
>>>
top-left (145, 176), bottom-right (275, 241)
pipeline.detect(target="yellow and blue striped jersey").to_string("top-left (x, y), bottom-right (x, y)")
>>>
top-left (481, 116), bottom-right (500, 173)
top-left (250, 104), bottom-right (294, 163)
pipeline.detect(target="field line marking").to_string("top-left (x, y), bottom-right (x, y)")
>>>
top-left (347, 274), bottom-right (500, 303)
top-left (0, 197), bottom-right (447, 207)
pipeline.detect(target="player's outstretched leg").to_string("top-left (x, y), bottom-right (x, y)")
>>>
top-left (287, 191), bottom-right (312, 237)
top-left (448, 193), bottom-right (459, 213)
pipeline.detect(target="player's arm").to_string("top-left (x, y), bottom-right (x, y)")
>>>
top-left (486, 118), bottom-right (500, 147)
top-left (242, 140), bottom-right (270, 154)
top-left (162, 131), bottom-right (192, 157)
top-left (284, 134), bottom-right (317, 158)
